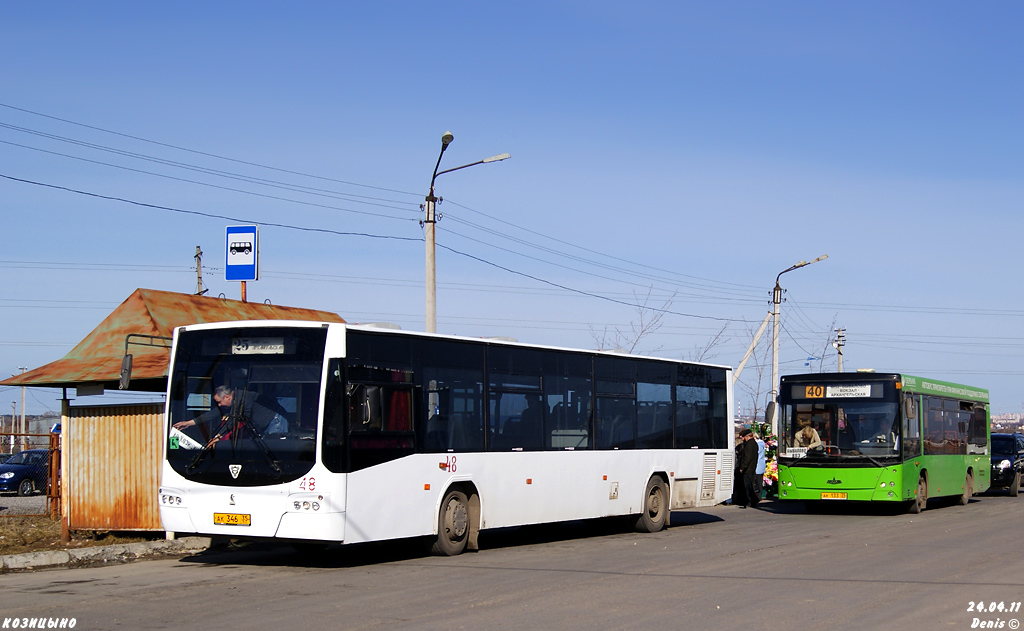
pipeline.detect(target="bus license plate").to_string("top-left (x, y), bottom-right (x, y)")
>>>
top-left (820, 492), bottom-right (847, 500)
top-left (214, 512), bottom-right (251, 526)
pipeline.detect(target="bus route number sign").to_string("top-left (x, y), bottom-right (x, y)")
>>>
top-left (804, 385), bottom-right (825, 398)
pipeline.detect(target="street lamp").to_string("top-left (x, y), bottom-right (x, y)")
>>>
top-left (424, 131), bottom-right (510, 333)
top-left (768, 254), bottom-right (828, 434)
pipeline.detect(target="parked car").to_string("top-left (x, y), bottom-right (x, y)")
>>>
top-left (990, 432), bottom-right (1024, 496)
top-left (0, 448), bottom-right (50, 496)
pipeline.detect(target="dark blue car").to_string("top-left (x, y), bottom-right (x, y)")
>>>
top-left (990, 433), bottom-right (1024, 496)
top-left (0, 449), bottom-right (50, 496)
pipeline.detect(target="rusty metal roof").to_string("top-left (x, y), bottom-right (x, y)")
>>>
top-left (1, 288), bottom-right (345, 392)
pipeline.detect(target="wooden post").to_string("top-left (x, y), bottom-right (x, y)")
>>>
top-left (60, 396), bottom-right (70, 542)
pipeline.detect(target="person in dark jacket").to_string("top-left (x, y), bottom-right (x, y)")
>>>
top-left (732, 436), bottom-right (748, 507)
top-left (173, 385), bottom-right (286, 446)
top-left (737, 428), bottom-right (760, 508)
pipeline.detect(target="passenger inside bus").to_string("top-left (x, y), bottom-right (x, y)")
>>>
top-left (792, 414), bottom-right (823, 449)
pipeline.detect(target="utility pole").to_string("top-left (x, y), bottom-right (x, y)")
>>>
top-left (833, 328), bottom-right (846, 372)
top-left (8, 402), bottom-right (13, 455)
top-left (194, 246), bottom-right (208, 296)
top-left (769, 255), bottom-right (828, 436)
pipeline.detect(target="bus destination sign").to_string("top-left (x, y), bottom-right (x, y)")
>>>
top-left (231, 337), bottom-right (285, 355)
top-left (802, 384), bottom-right (872, 399)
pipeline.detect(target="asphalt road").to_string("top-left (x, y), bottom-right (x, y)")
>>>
top-left (0, 493), bottom-right (1021, 631)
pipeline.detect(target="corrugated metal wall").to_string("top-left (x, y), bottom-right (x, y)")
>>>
top-left (63, 402), bottom-right (164, 531)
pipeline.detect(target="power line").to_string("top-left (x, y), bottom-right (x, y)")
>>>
top-left (0, 121), bottom-right (420, 209)
top-left (0, 102), bottom-right (421, 197)
top-left (0, 173), bottom-right (422, 242)
top-left (0, 172), bottom-right (745, 324)
top-left (2, 103), bottom-right (768, 304)
top-left (0, 140), bottom-right (418, 222)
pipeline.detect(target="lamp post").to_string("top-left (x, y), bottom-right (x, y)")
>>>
top-left (424, 131), bottom-right (510, 333)
top-left (769, 254), bottom-right (828, 435)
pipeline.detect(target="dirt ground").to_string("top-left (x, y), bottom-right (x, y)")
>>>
top-left (0, 516), bottom-right (155, 557)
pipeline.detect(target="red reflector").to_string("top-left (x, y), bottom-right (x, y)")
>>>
top-left (424, 484), bottom-right (430, 491)
top-left (526, 478), bottom-right (532, 485)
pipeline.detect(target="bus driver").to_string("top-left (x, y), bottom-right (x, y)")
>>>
top-left (173, 385), bottom-right (287, 444)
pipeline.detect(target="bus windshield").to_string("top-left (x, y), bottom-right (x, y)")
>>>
top-left (166, 326), bottom-right (327, 486)
top-left (781, 399), bottom-right (900, 461)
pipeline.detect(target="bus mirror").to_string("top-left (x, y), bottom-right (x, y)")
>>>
top-left (903, 398), bottom-right (916, 419)
top-left (119, 354), bottom-right (133, 390)
top-left (764, 401), bottom-right (777, 426)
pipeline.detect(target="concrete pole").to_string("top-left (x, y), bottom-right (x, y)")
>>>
top-left (425, 195), bottom-right (437, 334)
top-left (195, 246), bottom-right (206, 295)
top-left (770, 282), bottom-right (782, 437)
top-left (835, 328), bottom-right (845, 372)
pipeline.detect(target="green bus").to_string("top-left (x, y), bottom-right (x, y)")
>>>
top-left (776, 372), bottom-right (990, 513)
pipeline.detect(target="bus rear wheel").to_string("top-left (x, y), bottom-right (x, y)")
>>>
top-left (908, 475), bottom-right (927, 514)
top-left (958, 472), bottom-right (974, 506)
top-left (634, 476), bottom-right (668, 533)
top-left (432, 489), bottom-right (470, 556)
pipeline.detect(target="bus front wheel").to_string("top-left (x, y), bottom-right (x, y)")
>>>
top-left (634, 476), bottom-right (669, 533)
top-left (432, 489), bottom-right (470, 556)
top-left (908, 475), bottom-right (927, 514)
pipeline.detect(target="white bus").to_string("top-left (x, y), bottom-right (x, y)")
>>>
top-left (159, 321), bottom-right (734, 555)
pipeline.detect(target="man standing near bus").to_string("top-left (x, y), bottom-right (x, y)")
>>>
top-left (737, 428), bottom-right (760, 508)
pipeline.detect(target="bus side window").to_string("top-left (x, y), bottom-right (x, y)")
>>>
top-left (968, 404), bottom-right (988, 450)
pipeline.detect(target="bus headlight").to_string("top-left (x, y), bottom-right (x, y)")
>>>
top-left (160, 493), bottom-right (184, 506)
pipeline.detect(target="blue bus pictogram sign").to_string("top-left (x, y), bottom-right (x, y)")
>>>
top-left (225, 225), bottom-right (259, 281)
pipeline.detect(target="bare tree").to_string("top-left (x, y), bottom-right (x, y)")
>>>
top-left (589, 288), bottom-right (676, 355)
top-left (685, 323), bottom-right (729, 363)
top-left (816, 314), bottom-right (839, 372)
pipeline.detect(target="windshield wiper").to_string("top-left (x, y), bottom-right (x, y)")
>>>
top-left (186, 413), bottom-right (283, 476)
top-left (186, 414), bottom-right (232, 473)
top-left (230, 414), bottom-right (283, 475)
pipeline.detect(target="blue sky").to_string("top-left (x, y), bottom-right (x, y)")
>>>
top-left (2, 2), bottom-right (1022, 416)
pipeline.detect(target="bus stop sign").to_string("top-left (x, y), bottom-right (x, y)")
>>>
top-left (225, 225), bottom-right (259, 281)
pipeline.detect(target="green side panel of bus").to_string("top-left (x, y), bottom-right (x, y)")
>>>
top-left (910, 454), bottom-right (991, 496)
